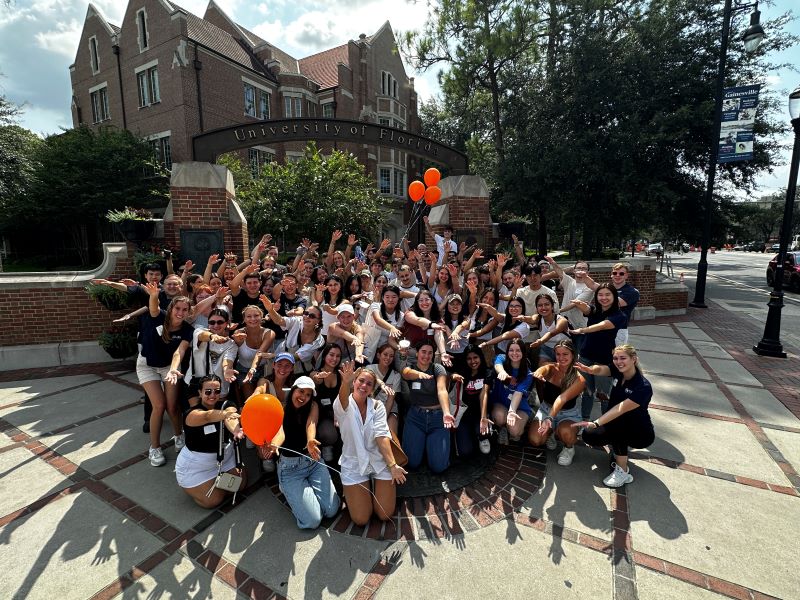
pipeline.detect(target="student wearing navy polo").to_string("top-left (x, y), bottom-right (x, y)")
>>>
top-left (573, 344), bottom-right (655, 488)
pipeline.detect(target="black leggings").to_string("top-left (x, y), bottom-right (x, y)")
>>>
top-left (581, 422), bottom-right (654, 457)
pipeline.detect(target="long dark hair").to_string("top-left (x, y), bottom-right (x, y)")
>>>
top-left (344, 274), bottom-right (362, 302)
top-left (459, 343), bottom-right (489, 378)
top-left (323, 274), bottom-right (343, 305)
top-left (380, 284), bottom-right (402, 322)
top-left (410, 289), bottom-right (441, 322)
top-left (502, 338), bottom-right (529, 382)
top-left (591, 283), bottom-right (620, 316)
top-left (445, 294), bottom-right (468, 326)
top-left (501, 296), bottom-right (526, 334)
top-left (316, 343), bottom-right (343, 371)
top-left (374, 343), bottom-right (397, 380)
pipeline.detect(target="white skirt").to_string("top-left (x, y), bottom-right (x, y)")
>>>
top-left (175, 444), bottom-right (236, 489)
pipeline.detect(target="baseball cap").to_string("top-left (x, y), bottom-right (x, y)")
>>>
top-left (360, 269), bottom-right (371, 277)
top-left (446, 293), bottom-right (463, 304)
top-left (337, 304), bottom-right (355, 315)
top-left (293, 376), bottom-right (316, 395)
top-left (274, 352), bottom-right (296, 364)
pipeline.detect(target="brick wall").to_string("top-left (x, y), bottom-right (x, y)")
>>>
top-left (0, 244), bottom-right (134, 347)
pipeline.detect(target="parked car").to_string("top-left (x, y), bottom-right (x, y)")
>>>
top-left (771, 243), bottom-right (781, 252)
top-left (646, 243), bottom-right (663, 256)
top-left (766, 251), bottom-right (800, 292)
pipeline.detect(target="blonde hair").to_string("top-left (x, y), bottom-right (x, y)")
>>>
top-left (242, 305), bottom-right (264, 319)
top-left (613, 344), bottom-right (642, 375)
top-left (611, 263), bottom-right (629, 273)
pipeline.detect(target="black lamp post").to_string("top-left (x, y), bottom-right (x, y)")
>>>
top-left (753, 86), bottom-right (800, 358)
top-left (691, 1), bottom-right (765, 308)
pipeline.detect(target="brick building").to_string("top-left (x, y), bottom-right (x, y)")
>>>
top-left (69, 0), bottom-right (422, 236)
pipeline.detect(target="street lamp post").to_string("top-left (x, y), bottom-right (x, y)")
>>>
top-left (753, 86), bottom-right (800, 358)
top-left (691, 0), bottom-right (765, 308)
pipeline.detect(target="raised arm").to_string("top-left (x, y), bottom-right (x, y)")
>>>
top-left (337, 361), bottom-right (355, 411)
top-left (144, 282), bottom-right (161, 317)
top-left (260, 294), bottom-right (286, 328)
top-left (324, 230), bottom-right (343, 270)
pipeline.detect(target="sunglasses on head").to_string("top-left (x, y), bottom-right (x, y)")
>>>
top-left (203, 388), bottom-right (221, 396)
top-left (208, 319), bottom-right (226, 326)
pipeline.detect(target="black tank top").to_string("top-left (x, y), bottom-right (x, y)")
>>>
top-left (281, 399), bottom-right (314, 456)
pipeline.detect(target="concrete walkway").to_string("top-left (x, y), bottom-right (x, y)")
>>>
top-left (1, 301), bottom-right (798, 600)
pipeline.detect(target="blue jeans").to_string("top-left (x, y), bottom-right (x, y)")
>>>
top-left (579, 356), bottom-right (612, 420)
top-left (278, 455), bottom-right (340, 529)
top-left (402, 406), bottom-right (450, 473)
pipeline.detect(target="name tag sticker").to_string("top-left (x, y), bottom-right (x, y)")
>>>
top-left (427, 328), bottom-right (434, 335)
top-left (320, 397), bottom-right (332, 406)
top-left (508, 392), bottom-right (515, 402)
top-left (474, 380), bottom-right (483, 390)
top-left (412, 382), bottom-right (422, 390)
top-left (204, 424), bottom-right (217, 435)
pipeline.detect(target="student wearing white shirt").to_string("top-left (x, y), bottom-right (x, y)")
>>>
top-left (335, 362), bottom-right (406, 526)
top-left (423, 216), bottom-right (458, 266)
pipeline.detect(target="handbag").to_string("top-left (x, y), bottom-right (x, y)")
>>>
top-left (389, 429), bottom-right (408, 468)
top-left (206, 399), bottom-right (243, 504)
top-left (447, 380), bottom-right (468, 428)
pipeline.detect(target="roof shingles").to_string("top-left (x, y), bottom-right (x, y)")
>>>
top-left (299, 44), bottom-right (349, 90)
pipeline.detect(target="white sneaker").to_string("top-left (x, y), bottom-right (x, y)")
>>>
top-left (557, 446), bottom-right (575, 466)
top-left (603, 463), bottom-right (633, 488)
top-left (322, 446), bottom-right (334, 462)
top-left (546, 434), bottom-right (558, 450)
top-left (262, 458), bottom-right (276, 473)
top-left (173, 433), bottom-right (185, 453)
top-left (497, 428), bottom-right (509, 446)
top-left (479, 439), bottom-right (491, 455)
top-left (149, 447), bottom-right (166, 467)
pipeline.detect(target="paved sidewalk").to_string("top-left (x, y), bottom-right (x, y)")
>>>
top-left (1, 301), bottom-right (799, 599)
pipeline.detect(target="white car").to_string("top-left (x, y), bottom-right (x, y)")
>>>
top-left (646, 243), bottom-right (663, 256)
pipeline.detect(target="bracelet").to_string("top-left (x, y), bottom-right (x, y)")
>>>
top-left (593, 420), bottom-right (600, 428)
top-left (387, 463), bottom-right (397, 470)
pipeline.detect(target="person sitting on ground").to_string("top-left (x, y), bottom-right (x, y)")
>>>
top-left (490, 338), bottom-right (534, 445)
top-left (365, 343), bottom-right (403, 437)
top-left (258, 376), bottom-right (340, 529)
top-left (528, 340), bottom-right (586, 466)
top-left (573, 344), bottom-right (655, 488)
top-left (401, 340), bottom-right (454, 473)
top-left (175, 376), bottom-right (247, 508)
top-left (451, 344), bottom-right (494, 456)
top-left (336, 362), bottom-right (407, 526)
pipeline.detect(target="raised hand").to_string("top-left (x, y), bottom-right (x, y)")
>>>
top-left (120, 278), bottom-right (138, 287)
top-left (259, 294), bottom-right (273, 311)
top-left (144, 282), bottom-right (160, 296)
top-left (339, 360), bottom-right (356, 383)
top-left (347, 233), bottom-right (358, 246)
top-left (331, 230), bottom-right (343, 242)
top-left (183, 260), bottom-right (194, 272)
top-left (207, 253), bottom-right (221, 265)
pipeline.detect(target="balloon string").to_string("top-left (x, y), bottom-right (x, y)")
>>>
top-left (271, 445), bottom-right (395, 519)
top-left (403, 201), bottom-right (427, 241)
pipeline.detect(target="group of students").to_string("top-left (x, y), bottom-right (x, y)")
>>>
top-left (92, 222), bottom-right (655, 529)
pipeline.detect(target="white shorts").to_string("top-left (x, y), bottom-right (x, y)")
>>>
top-left (175, 444), bottom-right (236, 489)
top-left (340, 465), bottom-right (393, 487)
top-left (136, 355), bottom-right (171, 385)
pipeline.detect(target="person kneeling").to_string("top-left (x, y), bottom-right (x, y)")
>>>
top-left (337, 362), bottom-right (407, 526)
top-left (258, 376), bottom-right (340, 529)
top-left (528, 340), bottom-right (585, 465)
top-left (175, 376), bottom-right (247, 508)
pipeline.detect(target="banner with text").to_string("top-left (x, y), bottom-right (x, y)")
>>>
top-left (718, 84), bottom-right (760, 163)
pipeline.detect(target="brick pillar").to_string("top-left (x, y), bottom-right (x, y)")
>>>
top-left (164, 162), bottom-right (249, 263)
top-left (424, 175), bottom-right (492, 253)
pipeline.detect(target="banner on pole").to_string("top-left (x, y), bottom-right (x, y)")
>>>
top-left (718, 84), bottom-right (760, 163)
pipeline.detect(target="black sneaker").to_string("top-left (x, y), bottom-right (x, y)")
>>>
top-left (142, 421), bottom-right (150, 433)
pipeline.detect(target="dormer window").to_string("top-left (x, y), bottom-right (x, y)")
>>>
top-left (89, 36), bottom-right (100, 74)
top-left (137, 8), bottom-right (149, 52)
top-left (381, 71), bottom-right (398, 99)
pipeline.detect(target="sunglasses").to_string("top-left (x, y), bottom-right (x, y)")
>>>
top-left (203, 389), bottom-right (221, 396)
top-left (303, 311), bottom-right (320, 319)
top-left (611, 271), bottom-right (627, 276)
top-left (208, 320), bottom-right (226, 326)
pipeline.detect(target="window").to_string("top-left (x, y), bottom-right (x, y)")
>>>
top-left (89, 37), bottom-right (99, 74)
top-left (379, 117), bottom-right (390, 126)
top-left (381, 71), bottom-right (398, 98)
top-left (393, 169), bottom-right (405, 196)
top-left (137, 9), bottom-right (148, 52)
top-left (259, 90), bottom-right (270, 119)
top-left (248, 148), bottom-right (273, 176)
top-left (150, 135), bottom-right (172, 170)
top-left (379, 167), bottom-right (391, 194)
top-left (244, 83), bottom-right (256, 117)
top-left (284, 96), bottom-right (302, 117)
top-left (137, 66), bottom-right (160, 107)
top-left (322, 102), bottom-right (334, 118)
top-left (90, 86), bottom-right (109, 123)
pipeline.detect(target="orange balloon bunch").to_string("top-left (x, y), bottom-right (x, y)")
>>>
top-left (240, 393), bottom-right (284, 445)
top-left (408, 168), bottom-right (442, 206)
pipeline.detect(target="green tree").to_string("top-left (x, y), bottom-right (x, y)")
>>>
top-left (6, 125), bottom-right (168, 264)
top-left (0, 96), bottom-right (42, 215)
top-left (220, 142), bottom-right (387, 245)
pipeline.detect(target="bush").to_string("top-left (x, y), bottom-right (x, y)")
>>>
top-left (98, 327), bottom-right (138, 359)
top-left (85, 283), bottom-right (130, 311)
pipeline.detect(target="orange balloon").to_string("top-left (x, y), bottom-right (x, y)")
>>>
top-left (424, 168), bottom-right (441, 187)
top-left (408, 180), bottom-right (425, 202)
top-left (240, 393), bottom-right (284, 445)
top-left (424, 185), bottom-right (442, 205)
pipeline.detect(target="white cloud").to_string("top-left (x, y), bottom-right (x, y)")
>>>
top-left (34, 19), bottom-right (82, 57)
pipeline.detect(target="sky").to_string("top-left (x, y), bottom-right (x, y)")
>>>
top-left (1, 0), bottom-right (798, 197)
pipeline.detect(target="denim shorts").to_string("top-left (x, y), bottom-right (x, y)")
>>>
top-left (535, 402), bottom-right (582, 428)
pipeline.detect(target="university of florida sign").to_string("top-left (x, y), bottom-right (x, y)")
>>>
top-left (192, 118), bottom-right (468, 174)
